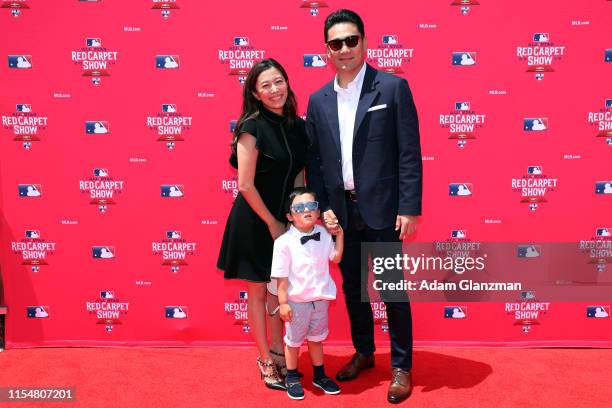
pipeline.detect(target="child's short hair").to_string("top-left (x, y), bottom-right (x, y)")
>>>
top-left (285, 187), bottom-right (318, 214)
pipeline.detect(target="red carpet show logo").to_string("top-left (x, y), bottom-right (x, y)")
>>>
top-left (2, 103), bottom-right (48, 149)
top-left (505, 291), bottom-right (550, 333)
top-left (151, 0), bottom-right (179, 19)
top-left (11, 229), bottom-right (56, 272)
top-left (439, 101), bottom-right (487, 148)
top-left (516, 33), bottom-right (566, 80)
top-left (86, 291), bottom-right (130, 332)
top-left (372, 301), bottom-right (388, 332)
top-left (225, 291), bottom-right (249, 333)
top-left (146, 104), bottom-right (193, 150)
top-left (221, 175), bottom-right (238, 199)
top-left (71, 37), bottom-right (118, 85)
top-left (152, 230), bottom-right (197, 273)
top-left (218, 36), bottom-right (266, 83)
top-left (367, 34), bottom-right (414, 74)
top-left (587, 99), bottom-right (612, 145)
top-left (435, 230), bottom-right (482, 263)
top-left (299, 0), bottom-right (329, 17)
top-left (511, 166), bottom-right (558, 211)
top-left (579, 228), bottom-right (612, 273)
top-left (2, 0), bottom-right (29, 18)
top-left (450, 0), bottom-right (479, 15)
top-left (79, 169), bottom-right (125, 212)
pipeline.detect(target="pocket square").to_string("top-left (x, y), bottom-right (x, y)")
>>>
top-left (367, 104), bottom-right (387, 112)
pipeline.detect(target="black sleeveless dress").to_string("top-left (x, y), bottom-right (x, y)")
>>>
top-left (217, 107), bottom-right (307, 282)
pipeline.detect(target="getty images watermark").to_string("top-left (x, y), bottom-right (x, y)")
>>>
top-left (360, 242), bottom-right (612, 302)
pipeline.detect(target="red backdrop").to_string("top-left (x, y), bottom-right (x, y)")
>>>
top-left (1, 0), bottom-right (611, 348)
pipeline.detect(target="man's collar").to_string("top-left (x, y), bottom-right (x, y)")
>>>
top-left (333, 62), bottom-right (367, 93)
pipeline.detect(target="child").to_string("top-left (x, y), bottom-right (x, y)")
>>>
top-left (271, 187), bottom-right (344, 400)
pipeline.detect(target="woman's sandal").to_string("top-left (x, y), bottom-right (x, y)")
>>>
top-left (270, 349), bottom-right (303, 379)
top-left (257, 357), bottom-right (287, 391)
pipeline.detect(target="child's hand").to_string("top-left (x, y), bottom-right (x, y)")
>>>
top-left (331, 225), bottom-right (343, 236)
top-left (279, 304), bottom-right (292, 322)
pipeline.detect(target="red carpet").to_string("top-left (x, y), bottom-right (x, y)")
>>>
top-left (0, 346), bottom-right (610, 408)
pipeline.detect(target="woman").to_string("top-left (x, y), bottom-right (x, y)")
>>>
top-left (217, 59), bottom-right (307, 390)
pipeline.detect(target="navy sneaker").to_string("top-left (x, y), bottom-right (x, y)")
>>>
top-left (313, 376), bottom-right (341, 395)
top-left (286, 380), bottom-right (305, 400)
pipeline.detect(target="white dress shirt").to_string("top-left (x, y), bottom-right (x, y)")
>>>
top-left (334, 62), bottom-right (367, 191)
top-left (270, 224), bottom-right (337, 303)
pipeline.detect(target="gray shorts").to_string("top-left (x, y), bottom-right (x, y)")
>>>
top-left (284, 300), bottom-right (329, 347)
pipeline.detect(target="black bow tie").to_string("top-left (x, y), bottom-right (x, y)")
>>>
top-left (300, 232), bottom-right (320, 245)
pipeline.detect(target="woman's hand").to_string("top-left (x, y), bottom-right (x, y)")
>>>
top-left (268, 220), bottom-right (287, 240)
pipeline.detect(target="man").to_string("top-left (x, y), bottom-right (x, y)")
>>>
top-left (305, 9), bottom-right (422, 404)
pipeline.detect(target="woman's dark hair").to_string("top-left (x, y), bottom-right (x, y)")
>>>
top-left (324, 9), bottom-right (365, 42)
top-left (231, 58), bottom-right (298, 156)
top-left (285, 187), bottom-right (318, 214)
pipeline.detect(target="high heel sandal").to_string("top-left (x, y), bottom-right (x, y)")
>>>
top-left (270, 349), bottom-right (287, 378)
top-left (270, 350), bottom-right (303, 379)
top-left (257, 357), bottom-right (287, 391)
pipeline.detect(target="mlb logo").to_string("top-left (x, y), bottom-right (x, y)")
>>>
top-left (229, 120), bottom-right (237, 133)
top-left (161, 184), bottom-right (184, 197)
top-left (85, 121), bottom-right (110, 134)
top-left (156, 55), bottom-right (180, 69)
top-left (533, 33), bottom-right (550, 43)
top-left (605, 49), bottom-right (612, 63)
top-left (382, 35), bottom-right (398, 45)
top-left (521, 290), bottom-right (536, 300)
top-left (452, 52), bottom-right (476, 66)
top-left (444, 306), bottom-right (467, 319)
top-left (100, 290), bottom-right (115, 299)
top-left (16, 104), bottom-right (31, 112)
top-left (27, 306), bottom-right (49, 318)
top-left (451, 230), bottom-right (467, 238)
top-left (595, 181), bottom-right (612, 195)
top-left (455, 102), bottom-right (470, 111)
top-left (303, 54), bottom-right (327, 68)
top-left (606, 99), bottom-right (612, 109)
top-left (8, 55), bottom-right (32, 68)
top-left (517, 245), bottom-right (540, 258)
top-left (162, 104), bottom-right (177, 113)
top-left (25, 230), bottom-right (40, 238)
top-left (165, 306), bottom-right (187, 319)
top-left (92, 246), bottom-right (115, 259)
top-left (586, 306), bottom-right (609, 318)
top-left (523, 118), bottom-right (548, 131)
top-left (94, 168), bottom-right (109, 177)
top-left (239, 291), bottom-right (248, 300)
top-left (166, 230), bottom-right (182, 239)
top-left (86, 38), bottom-right (102, 47)
top-left (596, 228), bottom-right (612, 237)
top-left (527, 166), bottom-right (543, 175)
top-left (233, 37), bottom-right (249, 46)
top-left (18, 184), bottom-right (42, 197)
top-left (449, 183), bottom-right (473, 196)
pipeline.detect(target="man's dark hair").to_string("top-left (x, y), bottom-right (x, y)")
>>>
top-left (324, 9), bottom-right (365, 42)
top-left (285, 187), bottom-right (317, 214)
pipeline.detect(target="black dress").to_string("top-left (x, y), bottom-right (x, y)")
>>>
top-left (217, 107), bottom-right (307, 282)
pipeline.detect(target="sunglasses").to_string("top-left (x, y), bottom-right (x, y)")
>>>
top-left (326, 35), bottom-right (360, 52)
top-left (290, 201), bottom-right (319, 214)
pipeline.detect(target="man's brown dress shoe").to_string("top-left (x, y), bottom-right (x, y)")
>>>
top-left (387, 368), bottom-right (412, 404)
top-left (335, 352), bottom-right (375, 381)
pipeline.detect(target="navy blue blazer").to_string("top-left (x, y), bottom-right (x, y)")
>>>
top-left (306, 64), bottom-right (422, 230)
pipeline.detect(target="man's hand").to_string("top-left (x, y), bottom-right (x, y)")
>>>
top-left (323, 209), bottom-right (341, 234)
top-left (396, 215), bottom-right (418, 240)
top-left (279, 304), bottom-right (292, 322)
